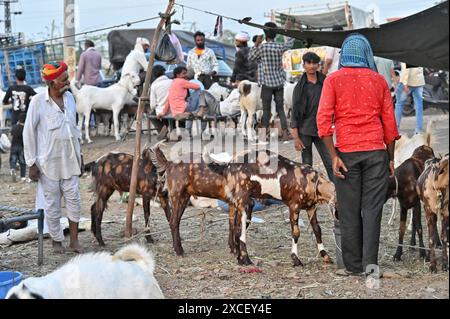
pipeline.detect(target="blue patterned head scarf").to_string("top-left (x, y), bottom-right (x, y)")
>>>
top-left (339, 33), bottom-right (378, 72)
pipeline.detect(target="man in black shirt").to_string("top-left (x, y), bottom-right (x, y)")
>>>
top-left (9, 112), bottom-right (27, 182)
top-left (291, 52), bottom-right (333, 181)
top-left (2, 68), bottom-right (37, 126)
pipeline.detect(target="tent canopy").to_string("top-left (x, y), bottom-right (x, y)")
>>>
top-left (241, 1), bottom-right (449, 70)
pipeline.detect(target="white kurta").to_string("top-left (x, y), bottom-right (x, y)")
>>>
top-left (122, 45), bottom-right (148, 78)
top-left (24, 89), bottom-right (82, 242)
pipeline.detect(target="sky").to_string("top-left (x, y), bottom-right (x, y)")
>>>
top-left (6, 0), bottom-right (441, 41)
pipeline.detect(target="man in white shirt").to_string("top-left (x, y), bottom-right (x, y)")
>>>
top-left (322, 26), bottom-right (343, 75)
top-left (23, 61), bottom-right (83, 254)
top-left (122, 37), bottom-right (150, 78)
top-left (149, 65), bottom-right (172, 140)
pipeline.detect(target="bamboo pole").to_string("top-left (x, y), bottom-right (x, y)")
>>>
top-left (124, 0), bottom-right (176, 238)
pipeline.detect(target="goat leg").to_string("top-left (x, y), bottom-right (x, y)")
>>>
top-left (393, 207), bottom-right (408, 261)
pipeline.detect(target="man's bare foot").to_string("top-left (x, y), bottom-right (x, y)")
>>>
top-left (68, 241), bottom-right (83, 254)
top-left (52, 241), bottom-right (65, 254)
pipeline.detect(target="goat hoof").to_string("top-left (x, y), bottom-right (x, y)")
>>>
top-left (238, 255), bottom-right (253, 266)
top-left (87, 140), bottom-right (93, 144)
top-left (393, 254), bottom-right (402, 262)
top-left (291, 253), bottom-right (304, 267)
top-left (419, 250), bottom-right (427, 260)
top-left (323, 254), bottom-right (333, 264)
top-left (97, 240), bottom-right (106, 247)
top-left (429, 264), bottom-right (437, 273)
top-left (442, 263), bottom-right (448, 272)
top-left (145, 234), bottom-right (154, 244)
top-left (175, 249), bottom-right (185, 257)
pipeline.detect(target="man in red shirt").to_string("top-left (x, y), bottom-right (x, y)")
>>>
top-left (317, 33), bottom-right (400, 277)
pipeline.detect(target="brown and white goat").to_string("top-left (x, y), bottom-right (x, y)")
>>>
top-left (386, 145), bottom-right (435, 261)
top-left (417, 154), bottom-right (449, 272)
top-left (85, 149), bottom-right (170, 246)
top-left (206, 150), bottom-right (336, 267)
top-left (149, 147), bottom-right (244, 258)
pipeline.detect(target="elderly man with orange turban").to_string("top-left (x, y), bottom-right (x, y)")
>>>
top-left (23, 61), bottom-right (83, 254)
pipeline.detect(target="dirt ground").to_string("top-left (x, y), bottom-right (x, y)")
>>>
top-left (0, 113), bottom-right (448, 299)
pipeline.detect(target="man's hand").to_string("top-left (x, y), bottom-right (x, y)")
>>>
top-left (29, 164), bottom-right (40, 182)
top-left (294, 137), bottom-right (305, 152)
top-left (156, 113), bottom-right (163, 120)
top-left (389, 160), bottom-right (395, 177)
top-left (332, 156), bottom-right (348, 180)
top-left (403, 85), bottom-right (410, 94)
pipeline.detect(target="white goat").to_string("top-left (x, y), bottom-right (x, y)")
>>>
top-left (71, 73), bottom-right (140, 143)
top-left (6, 244), bottom-right (164, 299)
top-left (394, 120), bottom-right (434, 168)
top-left (283, 81), bottom-right (296, 120)
top-left (238, 80), bottom-right (281, 141)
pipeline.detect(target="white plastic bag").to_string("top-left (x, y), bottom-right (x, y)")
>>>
top-left (0, 133), bottom-right (11, 152)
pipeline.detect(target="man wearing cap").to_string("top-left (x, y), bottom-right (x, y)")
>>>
top-left (23, 61), bottom-right (83, 254)
top-left (122, 37), bottom-right (150, 78)
top-left (231, 32), bottom-right (257, 84)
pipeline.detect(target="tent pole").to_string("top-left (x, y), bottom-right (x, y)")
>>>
top-left (124, 0), bottom-right (176, 238)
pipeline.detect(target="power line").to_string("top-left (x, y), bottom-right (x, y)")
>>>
top-left (175, 2), bottom-right (242, 23)
top-left (3, 15), bottom-right (161, 50)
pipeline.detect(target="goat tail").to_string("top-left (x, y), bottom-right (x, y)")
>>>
top-left (70, 79), bottom-right (79, 98)
top-left (112, 244), bottom-right (156, 274)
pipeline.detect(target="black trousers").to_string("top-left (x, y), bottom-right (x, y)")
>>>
top-left (335, 150), bottom-right (389, 273)
top-left (300, 134), bottom-right (334, 182)
top-left (261, 85), bottom-right (288, 130)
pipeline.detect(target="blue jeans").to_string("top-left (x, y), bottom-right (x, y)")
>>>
top-left (395, 83), bottom-right (423, 133)
top-left (10, 148), bottom-right (26, 178)
top-left (186, 90), bottom-right (206, 132)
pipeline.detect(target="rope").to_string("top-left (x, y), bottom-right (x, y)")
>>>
top-left (4, 16), bottom-right (161, 50)
top-left (174, 2), bottom-right (242, 23)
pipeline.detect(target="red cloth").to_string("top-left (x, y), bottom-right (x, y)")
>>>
top-left (317, 67), bottom-right (400, 153)
top-left (160, 78), bottom-right (201, 116)
top-left (41, 61), bottom-right (68, 81)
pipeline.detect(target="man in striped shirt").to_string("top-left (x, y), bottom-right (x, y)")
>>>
top-left (249, 21), bottom-right (294, 141)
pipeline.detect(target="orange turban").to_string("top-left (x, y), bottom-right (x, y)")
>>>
top-left (41, 61), bottom-right (68, 81)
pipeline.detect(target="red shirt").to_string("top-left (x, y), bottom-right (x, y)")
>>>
top-left (317, 67), bottom-right (400, 153)
top-left (160, 78), bottom-right (201, 116)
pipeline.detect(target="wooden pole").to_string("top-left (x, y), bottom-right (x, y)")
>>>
top-left (124, 0), bottom-right (176, 238)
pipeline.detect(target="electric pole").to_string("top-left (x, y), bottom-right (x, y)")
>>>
top-left (64, 0), bottom-right (76, 80)
top-left (1, 0), bottom-right (22, 35)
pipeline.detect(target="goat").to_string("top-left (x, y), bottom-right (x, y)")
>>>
top-left (238, 80), bottom-right (278, 141)
top-left (283, 81), bottom-right (296, 120)
top-left (386, 145), bottom-right (435, 261)
top-left (394, 120), bottom-right (433, 168)
top-left (417, 154), bottom-right (449, 273)
top-left (71, 73), bottom-right (140, 143)
top-left (149, 147), bottom-right (237, 258)
top-left (205, 149), bottom-right (336, 267)
top-left (150, 144), bottom-right (335, 266)
top-left (85, 149), bottom-right (170, 246)
top-left (6, 244), bottom-right (164, 299)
